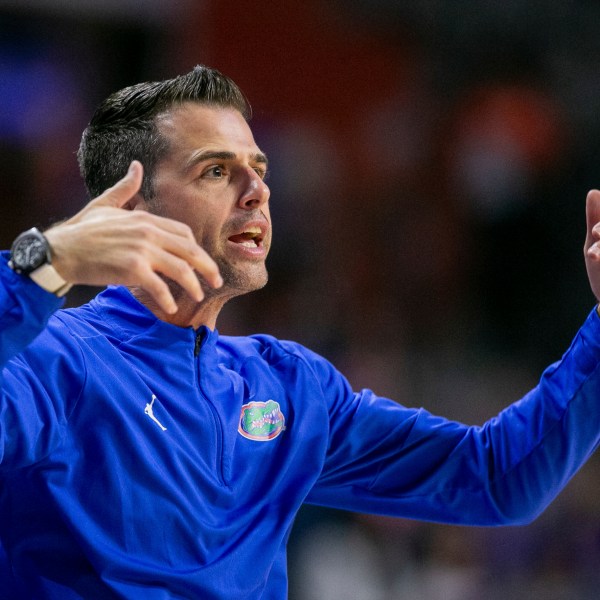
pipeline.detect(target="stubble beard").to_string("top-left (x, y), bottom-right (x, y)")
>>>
top-left (192, 244), bottom-right (269, 305)
top-left (210, 227), bottom-right (270, 297)
top-left (213, 257), bottom-right (269, 297)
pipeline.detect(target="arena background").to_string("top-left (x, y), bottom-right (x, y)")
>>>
top-left (1, 1), bottom-right (600, 598)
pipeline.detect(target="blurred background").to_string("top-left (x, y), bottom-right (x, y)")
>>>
top-left (2, 0), bottom-right (600, 597)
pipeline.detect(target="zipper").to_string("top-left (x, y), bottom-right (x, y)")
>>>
top-left (194, 329), bottom-right (227, 486)
top-left (194, 330), bottom-right (204, 357)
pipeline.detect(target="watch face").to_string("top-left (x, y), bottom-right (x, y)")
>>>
top-left (10, 231), bottom-right (49, 273)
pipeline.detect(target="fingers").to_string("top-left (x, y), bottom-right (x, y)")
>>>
top-left (114, 217), bottom-right (222, 308)
top-left (92, 161), bottom-right (144, 209)
top-left (583, 190), bottom-right (600, 304)
top-left (125, 214), bottom-right (222, 288)
top-left (138, 269), bottom-right (179, 315)
top-left (585, 190), bottom-right (600, 257)
top-left (91, 162), bottom-right (223, 292)
top-left (46, 160), bottom-right (226, 313)
top-left (153, 221), bottom-right (223, 290)
top-left (119, 244), bottom-right (220, 314)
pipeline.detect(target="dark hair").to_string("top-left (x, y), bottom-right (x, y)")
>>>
top-left (77, 65), bottom-right (251, 200)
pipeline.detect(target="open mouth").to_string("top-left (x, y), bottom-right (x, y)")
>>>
top-left (228, 227), bottom-right (264, 248)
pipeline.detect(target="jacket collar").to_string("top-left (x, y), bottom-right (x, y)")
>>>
top-left (89, 286), bottom-right (219, 355)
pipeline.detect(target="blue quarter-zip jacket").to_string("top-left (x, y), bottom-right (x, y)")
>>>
top-left (1, 255), bottom-right (600, 598)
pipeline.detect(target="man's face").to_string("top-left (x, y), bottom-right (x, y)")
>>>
top-left (151, 103), bottom-right (271, 295)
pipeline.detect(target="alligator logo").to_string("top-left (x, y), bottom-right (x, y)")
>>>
top-left (238, 400), bottom-right (286, 441)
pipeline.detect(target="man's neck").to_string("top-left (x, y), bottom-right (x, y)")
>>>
top-left (129, 285), bottom-right (235, 330)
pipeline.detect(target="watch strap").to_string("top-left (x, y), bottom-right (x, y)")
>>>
top-left (29, 263), bottom-right (73, 297)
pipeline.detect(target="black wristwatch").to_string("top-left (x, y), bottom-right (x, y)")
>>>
top-left (9, 227), bottom-right (72, 297)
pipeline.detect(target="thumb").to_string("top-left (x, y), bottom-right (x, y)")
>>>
top-left (92, 161), bottom-right (144, 208)
top-left (585, 189), bottom-right (600, 251)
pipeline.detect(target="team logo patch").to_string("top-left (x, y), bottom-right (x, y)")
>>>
top-left (238, 400), bottom-right (286, 441)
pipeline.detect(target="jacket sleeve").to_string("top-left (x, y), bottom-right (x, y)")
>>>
top-left (0, 254), bottom-right (85, 469)
top-left (304, 307), bottom-right (600, 526)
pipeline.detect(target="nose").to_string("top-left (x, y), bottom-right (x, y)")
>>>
top-left (237, 167), bottom-right (270, 210)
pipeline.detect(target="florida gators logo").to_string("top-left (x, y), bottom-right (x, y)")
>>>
top-left (238, 400), bottom-right (286, 441)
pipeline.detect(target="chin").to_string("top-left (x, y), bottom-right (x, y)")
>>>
top-left (220, 264), bottom-right (269, 294)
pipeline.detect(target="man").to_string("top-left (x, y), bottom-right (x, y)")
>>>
top-left (3, 65), bottom-right (600, 599)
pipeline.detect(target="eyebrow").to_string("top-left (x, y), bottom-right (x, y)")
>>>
top-left (184, 150), bottom-right (269, 173)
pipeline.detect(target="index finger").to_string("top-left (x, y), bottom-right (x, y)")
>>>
top-left (159, 231), bottom-right (223, 289)
top-left (585, 190), bottom-right (600, 249)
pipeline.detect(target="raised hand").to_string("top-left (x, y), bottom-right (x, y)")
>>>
top-left (584, 189), bottom-right (600, 308)
top-left (44, 161), bottom-right (222, 315)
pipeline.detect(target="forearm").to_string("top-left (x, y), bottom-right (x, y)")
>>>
top-left (0, 252), bottom-right (64, 366)
top-left (470, 307), bottom-right (600, 524)
top-left (0, 253), bottom-right (82, 468)
top-left (309, 308), bottom-right (600, 525)
top-left (382, 307), bottom-right (600, 525)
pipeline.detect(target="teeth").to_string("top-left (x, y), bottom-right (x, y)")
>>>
top-left (244, 227), bottom-right (261, 235)
top-left (240, 240), bottom-right (257, 247)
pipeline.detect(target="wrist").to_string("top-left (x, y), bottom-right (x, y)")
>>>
top-left (29, 264), bottom-right (73, 297)
top-left (9, 227), bottom-right (73, 297)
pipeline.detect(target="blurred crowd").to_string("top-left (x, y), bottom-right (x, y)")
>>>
top-left (2, 0), bottom-right (600, 597)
